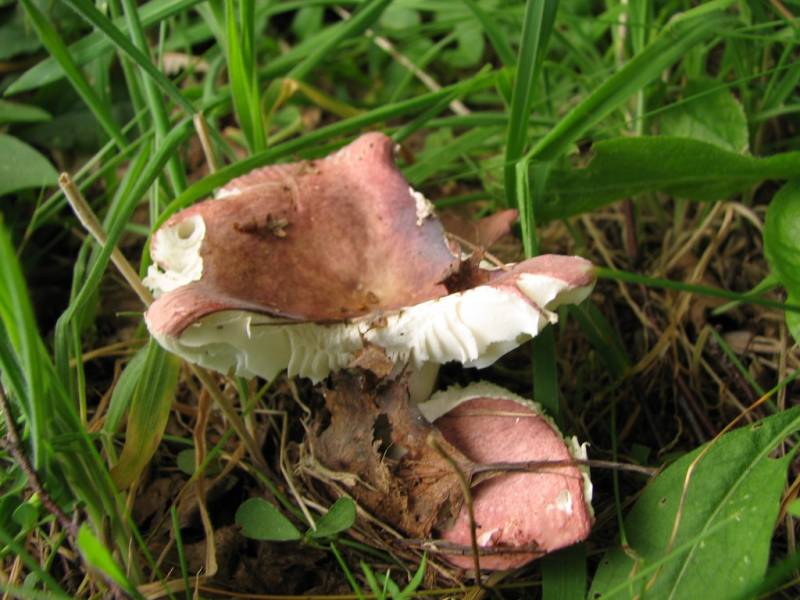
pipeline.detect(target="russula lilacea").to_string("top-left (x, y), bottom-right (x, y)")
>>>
top-left (419, 382), bottom-right (593, 570)
top-left (143, 133), bottom-right (595, 382)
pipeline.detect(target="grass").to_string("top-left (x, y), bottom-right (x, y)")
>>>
top-left (1, 0), bottom-right (800, 598)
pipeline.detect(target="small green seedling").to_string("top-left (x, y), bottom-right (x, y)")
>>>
top-left (359, 553), bottom-right (427, 600)
top-left (235, 496), bottom-right (356, 542)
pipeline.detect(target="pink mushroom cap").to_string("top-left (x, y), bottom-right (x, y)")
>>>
top-left (420, 383), bottom-right (593, 570)
top-left (142, 133), bottom-right (596, 382)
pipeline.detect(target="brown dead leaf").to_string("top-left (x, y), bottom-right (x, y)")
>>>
top-left (439, 208), bottom-right (518, 250)
top-left (309, 371), bottom-right (466, 537)
top-left (347, 344), bottom-right (395, 378)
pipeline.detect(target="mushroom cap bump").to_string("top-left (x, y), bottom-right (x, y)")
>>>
top-left (144, 133), bottom-right (596, 381)
top-left (420, 382), bottom-right (594, 570)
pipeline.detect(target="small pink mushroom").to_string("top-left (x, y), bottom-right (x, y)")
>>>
top-left (420, 383), bottom-right (593, 570)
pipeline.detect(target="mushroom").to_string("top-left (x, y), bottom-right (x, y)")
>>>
top-left (143, 133), bottom-right (595, 387)
top-left (419, 382), bottom-right (593, 570)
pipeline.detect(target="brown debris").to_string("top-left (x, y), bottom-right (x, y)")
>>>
top-left (440, 208), bottom-right (519, 251)
top-left (310, 371), bottom-right (467, 537)
top-left (347, 344), bottom-right (396, 378)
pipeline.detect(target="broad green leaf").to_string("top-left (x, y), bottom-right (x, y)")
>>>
top-left (0, 134), bottom-right (58, 196)
top-left (291, 5), bottom-right (324, 40)
top-left (379, 4), bottom-right (419, 31)
top-left (764, 180), bottom-right (800, 298)
top-left (541, 137), bottom-right (800, 221)
top-left (658, 79), bottom-right (748, 154)
top-left (11, 502), bottom-right (38, 531)
top-left (23, 105), bottom-right (130, 151)
top-left (764, 180), bottom-right (800, 344)
top-left (176, 448), bottom-right (196, 475)
top-left (0, 100), bottom-right (51, 125)
top-left (235, 497), bottom-right (302, 541)
top-left (442, 22), bottom-right (484, 68)
top-left (0, 495), bottom-right (23, 535)
top-left (309, 497), bottom-right (356, 539)
top-left (0, 5), bottom-right (41, 60)
top-left (110, 341), bottom-right (180, 489)
top-left (462, 0), bottom-right (515, 67)
top-left (77, 524), bottom-right (135, 594)
top-left (590, 407), bottom-right (800, 599)
top-left (176, 448), bottom-right (221, 476)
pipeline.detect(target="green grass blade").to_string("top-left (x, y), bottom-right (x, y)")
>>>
top-left (596, 267), bottom-right (800, 314)
top-left (170, 506), bottom-right (192, 600)
top-left (526, 6), bottom-right (735, 162)
top-left (288, 0), bottom-right (391, 82)
top-left (120, 0), bottom-right (188, 194)
top-left (0, 224), bottom-right (133, 567)
top-left (0, 222), bottom-right (49, 466)
top-left (224, 0), bottom-right (264, 152)
top-left (259, 0), bottom-right (391, 127)
top-left (462, 0), bottom-right (515, 66)
top-left (569, 303), bottom-right (630, 379)
top-left (110, 341), bottom-right (180, 489)
top-left (542, 544), bottom-right (586, 600)
top-left (532, 326), bottom-right (559, 417)
top-left (504, 0), bottom-right (558, 208)
top-left (54, 119), bottom-right (192, 382)
top-left (0, 525), bottom-right (71, 597)
top-left (18, 0), bottom-right (126, 149)
top-left (6, 0), bottom-right (204, 95)
top-left (77, 525), bottom-right (144, 599)
top-left (62, 0), bottom-right (195, 115)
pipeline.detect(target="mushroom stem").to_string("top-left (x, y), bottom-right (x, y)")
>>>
top-left (407, 362), bottom-right (440, 404)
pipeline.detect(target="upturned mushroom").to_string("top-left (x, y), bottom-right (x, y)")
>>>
top-left (419, 382), bottom-right (593, 570)
top-left (143, 133), bottom-right (595, 385)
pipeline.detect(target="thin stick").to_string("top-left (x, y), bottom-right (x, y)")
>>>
top-left (470, 458), bottom-right (657, 479)
top-left (59, 173), bottom-right (154, 307)
top-left (193, 113), bottom-right (219, 174)
top-left (427, 433), bottom-right (482, 584)
top-left (444, 232), bottom-right (509, 271)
